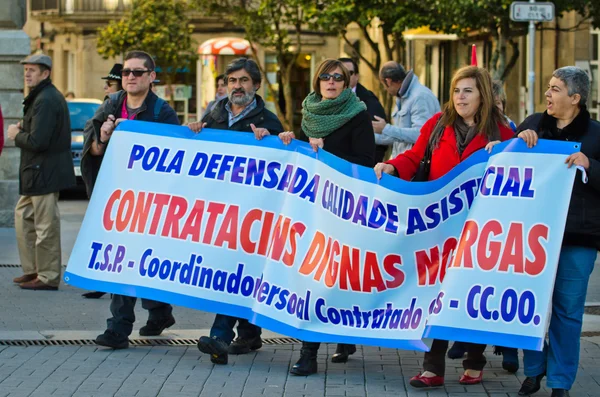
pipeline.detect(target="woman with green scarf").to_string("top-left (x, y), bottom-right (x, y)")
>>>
top-left (277, 59), bottom-right (375, 376)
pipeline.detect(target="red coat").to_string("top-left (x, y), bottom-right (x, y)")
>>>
top-left (386, 112), bottom-right (514, 181)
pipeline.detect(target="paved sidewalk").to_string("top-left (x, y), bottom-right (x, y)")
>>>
top-left (0, 199), bottom-right (599, 397)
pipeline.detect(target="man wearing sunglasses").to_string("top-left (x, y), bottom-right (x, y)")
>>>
top-left (338, 57), bottom-right (388, 162)
top-left (81, 50), bottom-right (179, 349)
top-left (373, 61), bottom-right (440, 158)
top-left (189, 57), bottom-right (283, 365)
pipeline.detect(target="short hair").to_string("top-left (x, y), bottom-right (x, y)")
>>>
top-left (338, 57), bottom-right (358, 74)
top-left (225, 58), bottom-right (262, 85)
top-left (124, 50), bottom-right (155, 71)
top-left (39, 64), bottom-right (51, 74)
top-left (215, 74), bottom-right (226, 87)
top-left (312, 59), bottom-right (350, 96)
top-left (379, 62), bottom-right (407, 83)
top-left (553, 66), bottom-right (590, 107)
top-left (492, 80), bottom-right (507, 111)
top-left (439, 66), bottom-right (504, 142)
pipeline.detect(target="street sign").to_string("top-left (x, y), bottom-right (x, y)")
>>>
top-left (510, 2), bottom-right (555, 22)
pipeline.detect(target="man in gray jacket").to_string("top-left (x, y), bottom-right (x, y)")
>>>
top-left (7, 54), bottom-right (75, 291)
top-left (373, 61), bottom-right (440, 158)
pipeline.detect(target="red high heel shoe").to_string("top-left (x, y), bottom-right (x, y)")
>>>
top-left (459, 370), bottom-right (483, 385)
top-left (409, 372), bottom-right (445, 388)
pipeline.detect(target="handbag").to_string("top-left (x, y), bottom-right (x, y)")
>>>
top-left (411, 118), bottom-right (443, 182)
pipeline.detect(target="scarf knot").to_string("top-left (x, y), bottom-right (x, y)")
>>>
top-left (301, 88), bottom-right (366, 138)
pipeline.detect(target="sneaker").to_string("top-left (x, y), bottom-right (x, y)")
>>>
top-left (228, 336), bottom-right (263, 355)
top-left (139, 314), bottom-right (175, 336)
top-left (197, 336), bottom-right (228, 364)
top-left (95, 330), bottom-right (129, 349)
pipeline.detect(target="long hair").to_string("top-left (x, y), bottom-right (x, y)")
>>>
top-left (438, 66), bottom-right (504, 142)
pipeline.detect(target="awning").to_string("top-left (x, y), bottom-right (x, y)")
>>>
top-left (198, 37), bottom-right (253, 55)
top-left (403, 26), bottom-right (458, 41)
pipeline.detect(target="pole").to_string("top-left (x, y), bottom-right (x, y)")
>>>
top-left (527, 0), bottom-right (536, 116)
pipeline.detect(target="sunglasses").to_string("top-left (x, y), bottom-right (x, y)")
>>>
top-left (121, 69), bottom-right (152, 77)
top-left (318, 73), bottom-right (344, 82)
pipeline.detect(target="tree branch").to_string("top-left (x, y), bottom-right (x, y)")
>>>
top-left (500, 38), bottom-right (520, 81)
top-left (341, 32), bottom-right (376, 72)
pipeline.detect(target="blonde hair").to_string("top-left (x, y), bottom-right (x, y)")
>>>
top-left (312, 59), bottom-right (350, 96)
top-left (439, 66), bottom-right (504, 141)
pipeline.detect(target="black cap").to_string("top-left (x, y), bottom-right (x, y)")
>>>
top-left (101, 63), bottom-right (123, 81)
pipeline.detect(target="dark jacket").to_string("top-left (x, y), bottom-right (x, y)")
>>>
top-left (81, 90), bottom-right (179, 197)
top-left (518, 109), bottom-right (600, 250)
top-left (15, 78), bottom-right (75, 195)
top-left (300, 110), bottom-right (376, 168)
top-left (355, 83), bottom-right (388, 162)
top-left (202, 94), bottom-right (283, 134)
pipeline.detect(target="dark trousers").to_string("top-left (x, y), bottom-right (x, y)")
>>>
top-left (301, 341), bottom-right (354, 353)
top-left (107, 294), bottom-right (173, 336)
top-left (210, 314), bottom-right (261, 345)
top-left (423, 339), bottom-right (487, 377)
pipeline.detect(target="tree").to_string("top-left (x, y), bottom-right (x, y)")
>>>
top-left (423, 0), bottom-right (600, 81)
top-left (96, 0), bottom-right (197, 103)
top-left (193, 0), bottom-right (316, 131)
top-left (310, 0), bottom-right (430, 114)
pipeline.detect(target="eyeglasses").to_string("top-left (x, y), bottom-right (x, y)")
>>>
top-left (121, 69), bottom-right (152, 77)
top-left (348, 71), bottom-right (356, 76)
top-left (318, 73), bottom-right (344, 82)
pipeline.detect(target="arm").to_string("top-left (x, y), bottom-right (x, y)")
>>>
top-left (375, 131), bottom-right (396, 146)
top-left (84, 99), bottom-right (113, 157)
top-left (159, 103), bottom-right (181, 126)
top-left (381, 96), bottom-right (439, 144)
top-left (385, 114), bottom-right (439, 181)
top-left (14, 99), bottom-right (57, 152)
top-left (346, 112), bottom-right (376, 167)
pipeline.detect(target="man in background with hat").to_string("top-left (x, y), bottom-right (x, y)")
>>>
top-left (102, 63), bottom-right (123, 97)
top-left (7, 53), bottom-right (75, 291)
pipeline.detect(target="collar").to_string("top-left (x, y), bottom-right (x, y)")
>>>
top-left (351, 85), bottom-right (357, 93)
top-left (23, 78), bottom-right (52, 106)
top-left (397, 71), bottom-right (415, 98)
top-left (540, 107), bottom-right (590, 140)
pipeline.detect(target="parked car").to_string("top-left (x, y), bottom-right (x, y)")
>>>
top-left (68, 98), bottom-right (102, 190)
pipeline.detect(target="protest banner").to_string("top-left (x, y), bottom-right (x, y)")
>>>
top-left (65, 121), bottom-right (578, 351)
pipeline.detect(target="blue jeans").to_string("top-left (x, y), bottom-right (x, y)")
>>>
top-left (523, 246), bottom-right (596, 390)
top-left (210, 314), bottom-right (261, 345)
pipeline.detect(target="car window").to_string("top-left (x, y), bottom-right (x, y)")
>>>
top-left (68, 102), bottom-right (100, 130)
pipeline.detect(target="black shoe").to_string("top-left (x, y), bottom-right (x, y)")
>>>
top-left (82, 291), bottom-right (106, 299)
top-left (447, 341), bottom-right (467, 359)
top-left (551, 389), bottom-right (569, 397)
top-left (228, 336), bottom-right (263, 355)
top-left (518, 372), bottom-right (545, 396)
top-left (197, 336), bottom-right (228, 364)
top-left (290, 351), bottom-right (317, 376)
top-left (95, 330), bottom-right (129, 349)
top-left (331, 343), bottom-right (356, 363)
top-left (139, 314), bottom-right (175, 336)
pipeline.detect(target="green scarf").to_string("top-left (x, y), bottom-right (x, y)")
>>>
top-left (301, 88), bottom-right (367, 138)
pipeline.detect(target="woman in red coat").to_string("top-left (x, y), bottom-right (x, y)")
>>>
top-left (374, 66), bottom-right (514, 388)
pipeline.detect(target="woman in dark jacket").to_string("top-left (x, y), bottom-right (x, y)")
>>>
top-left (374, 66), bottom-right (514, 388)
top-left (271, 58), bottom-right (375, 375)
top-left (511, 66), bottom-right (600, 397)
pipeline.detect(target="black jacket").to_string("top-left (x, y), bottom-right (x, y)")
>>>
top-left (81, 90), bottom-right (179, 196)
top-left (518, 109), bottom-right (600, 250)
top-left (355, 83), bottom-right (388, 162)
top-left (202, 94), bottom-right (283, 134)
top-left (300, 110), bottom-right (376, 168)
top-left (15, 78), bottom-right (75, 195)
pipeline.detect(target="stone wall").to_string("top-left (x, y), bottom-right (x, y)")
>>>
top-left (0, 0), bottom-right (29, 227)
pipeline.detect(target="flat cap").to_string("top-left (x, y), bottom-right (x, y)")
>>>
top-left (20, 54), bottom-right (52, 69)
